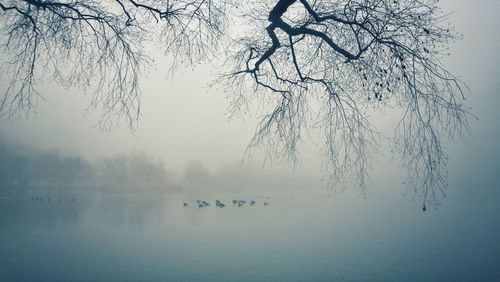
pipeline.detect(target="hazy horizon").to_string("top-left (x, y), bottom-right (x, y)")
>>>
top-left (1, 0), bottom-right (499, 281)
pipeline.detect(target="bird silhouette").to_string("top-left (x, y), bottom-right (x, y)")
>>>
top-left (216, 200), bottom-right (225, 208)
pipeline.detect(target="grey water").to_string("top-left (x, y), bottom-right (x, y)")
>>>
top-left (1, 186), bottom-right (499, 282)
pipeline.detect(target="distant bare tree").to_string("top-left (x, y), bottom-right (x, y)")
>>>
top-left (0, 0), bottom-right (470, 209)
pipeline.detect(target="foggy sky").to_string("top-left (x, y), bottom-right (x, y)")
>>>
top-left (0, 0), bottom-right (499, 194)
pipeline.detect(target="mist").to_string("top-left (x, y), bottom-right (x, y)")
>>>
top-left (1, 0), bottom-right (500, 281)
top-left (0, 135), bottom-right (319, 197)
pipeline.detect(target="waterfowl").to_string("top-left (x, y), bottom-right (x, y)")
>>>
top-left (216, 200), bottom-right (225, 208)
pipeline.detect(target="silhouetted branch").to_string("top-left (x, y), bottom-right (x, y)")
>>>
top-left (0, 0), bottom-right (226, 129)
top-left (224, 0), bottom-right (470, 207)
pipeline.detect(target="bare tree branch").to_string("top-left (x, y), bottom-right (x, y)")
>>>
top-left (0, 0), bottom-right (227, 129)
top-left (223, 0), bottom-right (470, 209)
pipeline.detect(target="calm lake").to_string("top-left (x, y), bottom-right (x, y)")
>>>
top-left (1, 185), bottom-right (499, 281)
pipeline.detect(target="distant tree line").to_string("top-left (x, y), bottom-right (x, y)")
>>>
top-left (0, 142), bottom-right (169, 190)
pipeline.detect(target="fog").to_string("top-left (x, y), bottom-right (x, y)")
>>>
top-left (0, 1), bottom-right (498, 193)
top-left (0, 136), bottom-right (319, 196)
top-left (1, 1), bottom-right (500, 281)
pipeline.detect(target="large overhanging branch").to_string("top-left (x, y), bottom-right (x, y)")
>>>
top-left (225, 0), bottom-right (470, 209)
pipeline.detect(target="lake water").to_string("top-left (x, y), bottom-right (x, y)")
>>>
top-left (1, 186), bottom-right (499, 281)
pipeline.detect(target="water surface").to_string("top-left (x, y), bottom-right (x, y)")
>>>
top-left (1, 187), bottom-right (499, 281)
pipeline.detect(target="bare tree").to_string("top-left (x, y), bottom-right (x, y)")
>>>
top-left (0, 0), bottom-right (470, 209)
